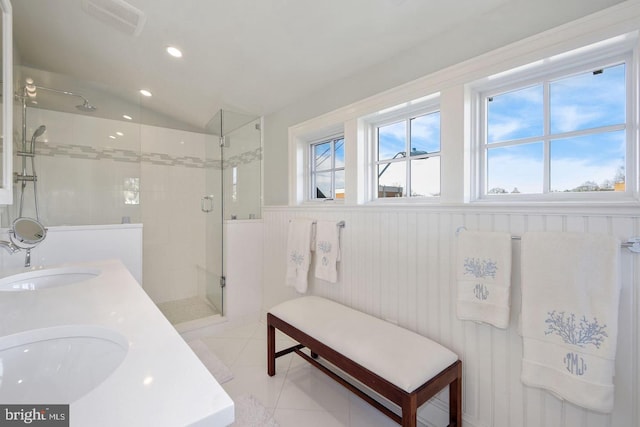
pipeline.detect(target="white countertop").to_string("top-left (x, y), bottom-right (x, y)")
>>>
top-left (0, 259), bottom-right (234, 426)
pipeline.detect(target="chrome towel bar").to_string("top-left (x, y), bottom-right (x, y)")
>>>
top-left (455, 226), bottom-right (640, 253)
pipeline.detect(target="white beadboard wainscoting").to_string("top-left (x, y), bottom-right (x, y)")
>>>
top-left (262, 205), bottom-right (639, 427)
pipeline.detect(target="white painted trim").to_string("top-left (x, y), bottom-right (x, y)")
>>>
top-left (468, 42), bottom-right (637, 202)
top-left (288, 118), bottom-right (344, 206)
top-left (0, 0), bottom-right (12, 204)
top-left (264, 201), bottom-right (640, 218)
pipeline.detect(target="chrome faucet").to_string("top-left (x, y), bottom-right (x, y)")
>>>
top-left (0, 240), bottom-right (30, 267)
top-left (0, 240), bottom-right (20, 254)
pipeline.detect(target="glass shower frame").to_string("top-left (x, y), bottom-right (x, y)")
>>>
top-left (204, 109), bottom-right (261, 317)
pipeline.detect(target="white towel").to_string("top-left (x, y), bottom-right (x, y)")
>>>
top-left (286, 218), bottom-right (314, 293)
top-left (456, 230), bottom-right (512, 329)
top-left (521, 232), bottom-right (620, 413)
top-left (314, 220), bottom-right (341, 283)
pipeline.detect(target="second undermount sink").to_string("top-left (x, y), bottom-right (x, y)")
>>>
top-left (0, 266), bottom-right (101, 291)
top-left (0, 325), bottom-right (129, 404)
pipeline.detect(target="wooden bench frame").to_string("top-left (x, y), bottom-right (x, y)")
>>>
top-left (267, 313), bottom-right (462, 427)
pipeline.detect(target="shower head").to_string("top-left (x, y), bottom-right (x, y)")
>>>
top-left (22, 84), bottom-right (97, 113)
top-left (76, 99), bottom-right (97, 112)
top-left (31, 125), bottom-right (46, 141)
top-left (29, 125), bottom-right (46, 154)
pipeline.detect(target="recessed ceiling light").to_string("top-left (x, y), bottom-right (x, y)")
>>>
top-left (116, 131), bottom-right (124, 136)
top-left (123, 114), bottom-right (133, 120)
top-left (166, 46), bottom-right (182, 58)
top-left (109, 135), bottom-right (116, 139)
top-left (139, 89), bottom-right (152, 97)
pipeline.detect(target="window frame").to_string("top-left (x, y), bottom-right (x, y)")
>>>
top-left (364, 96), bottom-right (442, 203)
top-left (308, 134), bottom-right (345, 201)
top-left (471, 40), bottom-right (637, 203)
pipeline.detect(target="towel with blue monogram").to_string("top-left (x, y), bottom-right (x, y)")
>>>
top-left (521, 232), bottom-right (621, 413)
top-left (314, 220), bottom-right (341, 283)
top-left (456, 230), bottom-right (512, 329)
top-left (286, 218), bottom-right (315, 293)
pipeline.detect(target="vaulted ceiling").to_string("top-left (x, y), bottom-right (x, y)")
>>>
top-left (11, 0), bottom-right (625, 133)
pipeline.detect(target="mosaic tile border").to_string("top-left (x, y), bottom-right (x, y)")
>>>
top-left (28, 142), bottom-right (261, 169)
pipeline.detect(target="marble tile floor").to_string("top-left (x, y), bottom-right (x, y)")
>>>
top-left (157, 296), bottom-right (220, 325)
top-left (190, 320), bottom-right (407, 427)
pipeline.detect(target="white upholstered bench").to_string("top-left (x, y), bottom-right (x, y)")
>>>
top-left (267, 296), bottom-right (462, 427)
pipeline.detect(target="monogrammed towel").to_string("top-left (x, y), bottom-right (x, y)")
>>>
top-left (521, 232), bottom-right (620, 413)
top-left (285, 218), bottom-right (314, 293)
top-left (314, 220), bottom-right (341, 283)
top-left (456, 231), bottom-right (512, 329)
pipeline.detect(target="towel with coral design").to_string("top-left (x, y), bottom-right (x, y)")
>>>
top-left (521, 232), bottom-right (620, 413)
top-left (286, 218), bottom-right (314, 293)
top-left (456, 230), bottom-right (512, 328)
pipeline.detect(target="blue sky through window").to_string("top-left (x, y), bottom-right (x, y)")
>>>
top-left (488, 85), bottom-right (543, 143)
top-left (485, 63), bottom-right (626, 193)
top-left (550, 64), bottom-right (625, 133)
top-left (312, 137), bottom-right (345, 198)
top-left (377, 111), bottom-right (441, 197)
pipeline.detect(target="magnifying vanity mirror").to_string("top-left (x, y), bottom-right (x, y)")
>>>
top-left (3, 216), bottom-right (47, 267)
top-left (0, 0), bottom-right (13, 204)
top-left (10, 217), bottom-right (46, 247)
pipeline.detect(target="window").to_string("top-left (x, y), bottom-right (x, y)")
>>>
top-left (476, 48), bottom-right (633, 199)
top-left (309, 136), bottom-right (345, 200)
top-left (375, 110), bottom-right (441, 198)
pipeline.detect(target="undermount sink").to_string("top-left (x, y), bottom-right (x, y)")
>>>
top-left (0, 325), bottom-right (128, 403)
top-left (0, 266), bottom-right (101, 291)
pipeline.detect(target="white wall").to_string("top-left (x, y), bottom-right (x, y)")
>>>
top-left (260, 2), bottom-right (640, 427)
top-left (0, 224), bottom-right (142, 283)
top-left (263, 206), bottom-right (639, 427)
top-left (224, 220), bottom-right (263, 321)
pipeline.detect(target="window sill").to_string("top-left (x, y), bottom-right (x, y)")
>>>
top-left (298, 199), bottom-right (346, 207)
top-left (364, 197), bottom-right (441, 207)
top-left (466, 196), bottom-right (640, 215)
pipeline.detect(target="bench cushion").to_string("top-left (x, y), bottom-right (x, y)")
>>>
top-left (269, 296), bottom-right (458, 393)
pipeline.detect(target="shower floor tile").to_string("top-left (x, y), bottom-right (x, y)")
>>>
top-left (157, 296), bottom-right (219, 324)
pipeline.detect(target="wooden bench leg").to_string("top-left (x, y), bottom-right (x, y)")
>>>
top-left (401, 393), bottom-right (417, 427)
top-left (267, 321), bottom-right (276, 376)
top-left (449, 361), bottom-right (462, 427)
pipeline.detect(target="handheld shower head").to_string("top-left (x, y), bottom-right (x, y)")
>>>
top-left (31, 125), bottom-right (46, 141)
top-left (29, 125), bottom-right (46, 154)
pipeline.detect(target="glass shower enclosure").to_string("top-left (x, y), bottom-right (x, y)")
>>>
top-left (202, 109), bottom-right (261, 320)
top-left (8, 62), bottom-right (261, 329)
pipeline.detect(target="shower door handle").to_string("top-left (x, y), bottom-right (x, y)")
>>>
top-left (201, 195), bottom-right (214, 213)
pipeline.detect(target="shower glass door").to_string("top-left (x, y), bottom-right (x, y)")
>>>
top-left (204, 109), bottom-right (260, 317)
top-left (204, 111), bottom-right (225, 316)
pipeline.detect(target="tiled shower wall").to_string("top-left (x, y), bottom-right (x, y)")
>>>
top-left (222, 118), bottom-right (262, 221)
top-left (12, 108), bottom-right (144, 226)
top-left (14, 108), bottom-right (261, 305)
top-left (262, 205), bottom-right (639, 427)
